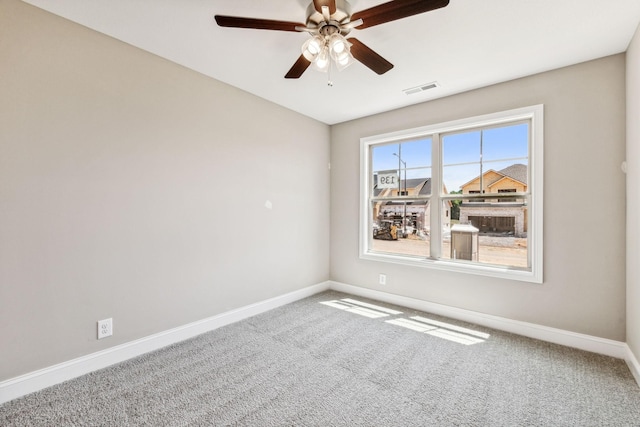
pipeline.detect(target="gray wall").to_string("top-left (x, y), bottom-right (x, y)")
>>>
top-left (330, 55), bottom-right (627, 341)
top-left (1, 0), bottom-right (636, 385)
top-left (628, 25), bottom-right (640, 360)
top-left (0, 0), bottom-right (330, 381)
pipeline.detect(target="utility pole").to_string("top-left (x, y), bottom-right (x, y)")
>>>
top-left (393, 150), bottom-right (407, 238)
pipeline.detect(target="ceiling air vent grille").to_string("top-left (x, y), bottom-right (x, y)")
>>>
top-left (403, 82), bottom-right (439, 95)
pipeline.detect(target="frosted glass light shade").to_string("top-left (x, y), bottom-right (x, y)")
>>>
top-left (301, 32), bottom-right (353, 74)
top-left (329, 33), bottom-right (347, 54)
top-left (302, 35), bottom-right (324, 62)
top-left (313, 47), bottom-right (330, 72)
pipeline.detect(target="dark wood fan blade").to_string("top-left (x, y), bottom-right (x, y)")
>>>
top-left (215, 15), bottom-right (304, 32)
top-left (313, 0), bottom-right (337, 15)
top-left (351, 0), bottom-right (449, 29)
top-left (348, 38), bottom-right (393, 75)
top-left (285, 55), bottom-right (312, 79)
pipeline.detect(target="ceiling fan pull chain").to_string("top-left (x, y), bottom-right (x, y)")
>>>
top-left (327, 59), bottom-right (334, 87)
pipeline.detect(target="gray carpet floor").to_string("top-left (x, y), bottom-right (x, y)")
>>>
top-left (2, 290), bottom-right (640, 426)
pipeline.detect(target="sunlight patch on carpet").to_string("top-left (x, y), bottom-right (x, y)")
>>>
top-left (385, 318), bottom-right (438, 333)
top-left (411, 316), bottom-right (491, 339)
top-left (389, 316), bottom-right (491, 345)
top-left (320, 299), bottom-right (490, 345)
top-left (341, 298), bottom-right (403, 315)
top-left (320, 299), bottom-right (392, 318)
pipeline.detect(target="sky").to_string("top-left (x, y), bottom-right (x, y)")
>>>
top-left (372, 122), bottom-right (529, 192)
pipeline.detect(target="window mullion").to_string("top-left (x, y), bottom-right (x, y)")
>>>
top-left (430, 133), bottom-right (442, 258)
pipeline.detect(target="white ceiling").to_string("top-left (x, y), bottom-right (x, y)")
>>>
top-left (22, 0), bottom-right (640, 125)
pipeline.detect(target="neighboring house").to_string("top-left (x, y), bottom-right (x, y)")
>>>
top-left (458, 164), bottom-right (527, 237)
top-left (373, 178), bottom-right (451, 234)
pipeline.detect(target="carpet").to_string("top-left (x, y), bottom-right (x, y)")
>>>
top-left (1, 290), bottom-right (639, 426)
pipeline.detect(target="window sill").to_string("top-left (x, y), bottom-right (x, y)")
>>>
top-left (360, 251), bottom-right (542, 284)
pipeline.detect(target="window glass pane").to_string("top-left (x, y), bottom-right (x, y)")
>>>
top-left (372, 138), bottom-right (432, 197)
top-left (482, 123), bottom-right (529, 162)
top-left (442, 131), bottom-right (481, 165)
top-left (481, 160), bottom-right (528, 199)
top-left (445, 194), bottom-right (529, 269)
top-left (443, 131), bottom-right (480, 195)
top-left (371, 201), bottom-right (430, 257)
top-left (442, 163), bottom-right (482, 195)
top-left (442, 123), bottom-right (529, 195)
top-left (401, 139), bottom-right (432, 173)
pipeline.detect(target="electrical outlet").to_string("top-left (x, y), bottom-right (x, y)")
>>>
top-left (97, 318), bottom-right (113, 339)
top-left (379, 274), bottom-right (387, 285)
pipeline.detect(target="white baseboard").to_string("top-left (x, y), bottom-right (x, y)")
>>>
top-left (3, 280), bottom-right (637, 405)
top-left (328, 281), bottom-right (629, 360)
top-left (0, 281), bottom-right (331, 405)
top-left (626, 344), bottom-right (640, 386)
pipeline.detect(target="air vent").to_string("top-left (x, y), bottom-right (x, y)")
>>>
top-left (403, 82), bottom-right (439, 95)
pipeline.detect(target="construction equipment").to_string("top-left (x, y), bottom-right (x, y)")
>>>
top-left (373, 220), bottom-right (398, 240)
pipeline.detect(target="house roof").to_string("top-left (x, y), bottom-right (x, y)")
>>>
top-left (373, 177), bottom-right (448, 198)
top-left (497, 164), bottom-right (527, 185)
top-left (459, 163), bottom-right (527, 189)
top-left (374, 178), bottom-right (432, 206)
top-left (374, 178), bottom-right (431, 195)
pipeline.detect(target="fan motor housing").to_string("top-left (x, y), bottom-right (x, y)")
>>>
top-left (306, 0), bottom-right (353, 34)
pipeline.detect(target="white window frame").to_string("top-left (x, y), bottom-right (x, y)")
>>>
top-left (359, 105), bottom-right (544, 283)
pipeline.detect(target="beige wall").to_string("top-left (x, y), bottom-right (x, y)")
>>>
top-left (627, 24), bottom-right (640, 360)
top-left (1, 0), bottom-right (637, 385)
top-left (331, 55), bottom-right (627, 341)
top-left (0, 0), bottom-right (330, 381)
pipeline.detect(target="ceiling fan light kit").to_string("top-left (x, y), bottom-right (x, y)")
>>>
top-left (302, 32), bottom-right (354, 73)
top-left (214, 0), bottom-right (449, 80)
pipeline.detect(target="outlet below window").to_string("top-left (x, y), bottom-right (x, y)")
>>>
top-left (97, 318), bottom-right (113, 339)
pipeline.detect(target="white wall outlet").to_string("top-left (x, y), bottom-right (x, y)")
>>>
top-left (379, 274), bottom-right (387, 285)
top-left (97, 318), bottom-right (113, 339)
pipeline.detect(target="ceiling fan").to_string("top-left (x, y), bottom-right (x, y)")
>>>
top-left (215, 0), bottom-right (449, 79)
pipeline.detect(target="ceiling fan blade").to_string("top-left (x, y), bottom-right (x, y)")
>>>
top-left (351, 0), bottom-right (449, 29)
top-left (313, 0), bottom-right (337, 15)
top-left (348, 38), bottom-right (394, 75)
top-left (215, 15), bottom-right (304, 32)
top-left (285, 55), bottom-right (312, 79)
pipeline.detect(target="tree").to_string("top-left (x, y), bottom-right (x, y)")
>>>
top-left (449, 190), bottom-right (462, 220)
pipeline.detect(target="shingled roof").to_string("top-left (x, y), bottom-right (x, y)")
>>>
top-left (373, 178), bottom-right (432, 206)
top-left (373, 178), bottom-right (431, 195)
top-left (498, 163), bottom-right (527, 185)
top-left (459, 163), bottom-right (528, 190)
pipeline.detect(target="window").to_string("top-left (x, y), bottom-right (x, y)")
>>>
top-left (360, 105), bottom-right (543, 283)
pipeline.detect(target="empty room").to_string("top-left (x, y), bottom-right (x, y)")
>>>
top-left (2, 0), bottom-right (640, 425)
